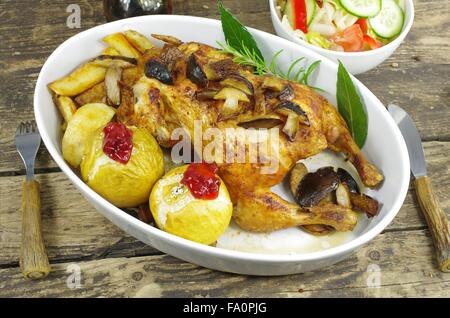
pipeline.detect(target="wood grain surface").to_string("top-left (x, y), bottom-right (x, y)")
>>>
top-left (0, 0), bottom-right (449, 297)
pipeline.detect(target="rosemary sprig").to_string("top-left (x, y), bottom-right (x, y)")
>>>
top-left (218, 2), bottom-right (366, 147)
top-left (218, 2), bottom-right (320, 87)
top-left (217, 40), bottom-right (320, 87)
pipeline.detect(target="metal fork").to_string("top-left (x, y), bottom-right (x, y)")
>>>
top-left (15, 120), bottom-right (50, 279)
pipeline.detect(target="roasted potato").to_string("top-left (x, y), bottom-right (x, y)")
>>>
top-left (62, 103), bottom-right (115, 167)
top-left (81, 126), bottom-right (164, 208)
top-left (124, 30), bottom-right (153, 53)
top-left (48, 63), bottom-right (106, 96)
top-left (53, 95), bottom-right (77, 123)
top-left (102, 47), bottom-right (120, 56)
top-left (103, 33), bottom-right (140, 58)
top-left (74, 82), bottom-right (106, 106)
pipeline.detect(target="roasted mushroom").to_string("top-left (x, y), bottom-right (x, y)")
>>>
top-left (290, 163), bottom-right (336, 206)
top-left (336, 168), bottom-right (379, 217)
top-left (289, 162), bottom-right (308, 196)
top-left (278, 85), bottom-right (294, 101)
top-left (261, 76), bottom-right (284, 91)
top-left (105, 66), bottom-right (123, 106)
top-left (144, 59), bottom-right (173, 85)
top-left (238, 115), bottom-right (284, 129)
top-left (204, 59), bottom-right (240, 80)
top-left (289, 164), bottom-right (348, 236)
top-left (151, 34), bottom-right (183, 46)
top-left (214, 87), bottom-right (249, 116)
top-left (186, 54), bottom-right (208, 87)
top-left (274, 101), bottom-right (309, 125)
top-left (336, 183), bottom-right (352, 208)
top-left (196, 88), bottom-right (220, 101)
top-left (91, 55), bottom-right (137, 68)
top-left (220, 74), bottom-right (254, 96)
top-left (274, 100), bottom-right (310, 141)
top-left (337, 168), bottom-right (360, 194)
top-left (294, 167), bottom-right (339, 207)
top-left (349, 193), bottom-right (380, 217)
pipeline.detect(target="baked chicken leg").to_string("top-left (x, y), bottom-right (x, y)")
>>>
top-left (118, 36), bottom-right (384, 233)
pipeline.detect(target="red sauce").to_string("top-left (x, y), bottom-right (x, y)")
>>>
top-left (181, 162), bottom-right (221, 200)
top-left (103, 122), bottom-right (133, 164)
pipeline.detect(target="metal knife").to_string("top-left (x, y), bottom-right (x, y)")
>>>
top-left (388, 104), bottom-right (450, 272)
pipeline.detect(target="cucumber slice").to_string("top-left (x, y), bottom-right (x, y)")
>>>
top-left (369, 0), bottom-right (404, 38)
top-left (306, 0), bottom-right (317, 26)
top-left (339, 0), bottom-right (382, 18)
top-left (285, 0), bottom-right (316, 28)
top-left (394, 0), bottom-right (405, 11)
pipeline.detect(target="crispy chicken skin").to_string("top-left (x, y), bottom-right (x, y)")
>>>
top-left (118, 36), bottom-right (384, 233)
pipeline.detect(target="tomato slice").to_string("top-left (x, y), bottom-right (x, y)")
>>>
top-left (329, 24), bottom-right (364, 52)
top-left (363, 35), bottom-right (383, 50)
top-left (355, 19), bottom-right (368, 34)
top-left (292, 0), bottom-right (308, 33)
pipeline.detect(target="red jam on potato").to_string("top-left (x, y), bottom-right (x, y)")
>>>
top-left (103, 122), bottom-right (133, 164)
top-left (181, 162), bottom-right (221, 200)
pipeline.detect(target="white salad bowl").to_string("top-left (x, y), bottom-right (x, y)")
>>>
top-left (270, 0), bottom-right (414, 74)
top-left (34, 15), bottom-right (410, 275)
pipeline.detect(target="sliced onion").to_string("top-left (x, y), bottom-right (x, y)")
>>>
top-left (105, 66), bottom-right (122, 106)
top-left (309, 23), bottom-right (337, 37)
top-left (336, 183), bottom-right (352, 208)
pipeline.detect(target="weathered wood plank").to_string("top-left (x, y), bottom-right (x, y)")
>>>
top-left (0, 229), bottom-right (449, 297)
top-left (0, 142), bottom-right (448, 266)
top-left (0, 0), bottom-right (449, 173)
top-left (0, 0), bottom-right (449, 297)
top-left (0, 172), bottom-right (158, 267)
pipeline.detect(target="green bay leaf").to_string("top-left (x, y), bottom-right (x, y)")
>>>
top-left (336, 61), bottom-right (368, 148)
top-left (218, 2), bottom-right (264, 61)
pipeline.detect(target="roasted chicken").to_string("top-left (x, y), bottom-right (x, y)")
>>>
top-left (117, 35), bottom-right (384, 233)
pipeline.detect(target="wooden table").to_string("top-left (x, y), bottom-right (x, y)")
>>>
top-left (0, 0), bottom-right (449, 297)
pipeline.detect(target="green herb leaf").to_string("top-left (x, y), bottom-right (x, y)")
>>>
top-left (336, 61), bottom-right (368, 148)
top-left (218, 3), bottom-right (322, 89)
top-left (218, 2), bottom-right (264, 61)
top-left (302, 60), bottom-right (321, 86)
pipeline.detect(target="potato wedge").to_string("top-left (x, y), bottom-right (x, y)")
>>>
top-left (103, 33), bottom-right (140, 58)
top-left (124, 30), bottom-right (153, 53)
top-left (53, 95), bottom-right (77, 123)
top-left (75, 82), bottom-right (106, 106)
top-left (62, 103), bottom-right (115, 167)
top-left (102, 47), bottom-right (120, 56)
top-left (48, 63), bottom-right (106, 96)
